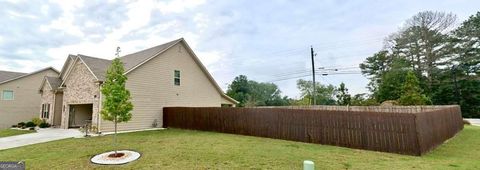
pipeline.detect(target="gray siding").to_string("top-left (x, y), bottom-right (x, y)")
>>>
top-left (0, 69), bottom-right (58, 128)
top-left (100, 43), bottom-right (224, 132)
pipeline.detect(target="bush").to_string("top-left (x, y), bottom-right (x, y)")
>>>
top-left (17, 122), bottom-right (26, 128)
top-left (29, 127), bottom-right (35, 130)
top-left (38, 122), bottom-right (51, 128)
top-left (11, 125), bottom-right (17, 128)
top-left (32, 118), bottom-right (43, 126)
top-left (25, 121), bottom-right (36, 128)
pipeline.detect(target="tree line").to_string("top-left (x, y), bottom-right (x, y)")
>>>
top-left (360, 11), bottom-right (479, 117)
top-left (226, 11), bottom-right (479, 118)
top-left (226, 75), bottom-right (353, 107)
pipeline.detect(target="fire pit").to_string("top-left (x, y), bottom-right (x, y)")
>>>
top-left (91, 150), bottom-right (141, 165)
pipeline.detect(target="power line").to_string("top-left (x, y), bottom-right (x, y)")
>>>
top-left (260, 35), bottom-right (385, 56)
top-left (267, 71), bottom-right (362, 82)
top-left (224, 36), bottom-right (385, 61)
top-left (318, 72), bottom-right (362, 75)
top-left (267, 73), bottom-right (312, 82)
top-left (270, 66), bottom-right (361, 78)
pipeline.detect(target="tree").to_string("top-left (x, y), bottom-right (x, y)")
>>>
top-left (245, 81), bottom-right (289, 107)
top-left (350, 93), bottom-right (379, 106)
top-left (452, 11), bottom-right (480, 77)
top-left (457, 79), bottom-right (480, 118)
top-left (226, 75), bottom-right (251, 107)
top-left (440, 12), bottom-right (480, 117)
top-left (376, 58), bottom-right (410, 102)
top-left (362, 11), bottom-right (457, 98)
top-left (360, 50), bottom-right (392, 92)
top-left (291, 97), bottom-right (311, 106)
top-left (398, 71), bottom-right (431, 105)
top-left (360, 10), bottom-right (479, 117)
top-left (226, 75), bottom-right (289, 107)
top-left (100, 47), bottom-right (133, 156)
top-left (392, 11), bottom-right (457, 94)
top-left (296, 79), bottom-right (336, 105)
top-left (336, 82), bottom-right (351, 105)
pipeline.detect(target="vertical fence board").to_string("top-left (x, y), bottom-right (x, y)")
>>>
top-left (163, 106), bottom-right (463, 156)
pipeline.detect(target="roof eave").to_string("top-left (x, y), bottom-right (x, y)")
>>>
top-left (0, 67), bottom-right (59, 85)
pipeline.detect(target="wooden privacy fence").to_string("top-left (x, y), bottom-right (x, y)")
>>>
top-left (163, 105), bottom-right (463, 156)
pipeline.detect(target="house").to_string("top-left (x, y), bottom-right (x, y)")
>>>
top-left (39, 38), bottom-right (238, 132)
top-left (0, 68), bottom-right (59, 128)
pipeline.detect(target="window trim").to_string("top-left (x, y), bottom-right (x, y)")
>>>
top-left (41, 103), bottom-right (50, 119)
top-left (2, 90), bottom-right (14, 100)
top-left (174, 70), bottom-right (181, 86)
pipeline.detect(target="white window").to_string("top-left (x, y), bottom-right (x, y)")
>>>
top-left (41, 104), bottom-right (50, 119)
top-left (174, 70), bottom-right (181, 86)
top-left (2, 90), bottom-right (13, 100)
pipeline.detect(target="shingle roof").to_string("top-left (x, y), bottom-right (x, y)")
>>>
top-left (0, 70), bottom-right (27, 83)
top-left (121, 38), bottom-right (182, 70)
top-left (62, 38), bottom-right (238, 104)
top-left (0, 67), bottom-right (59, 85)
top-left (45, 76), bottom-right (62, 90)
top-left (77, 38), bottom-right (183, 81)
top-left (77, 54), bottom-right (112, 81)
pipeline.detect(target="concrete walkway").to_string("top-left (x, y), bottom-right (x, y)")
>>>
top-left (465, 119), bottom-right (480, 126)
top-left (0, 128), bottom-right (83, 150)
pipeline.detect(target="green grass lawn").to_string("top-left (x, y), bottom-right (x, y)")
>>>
top-left (0, 128), bottom-right (35, 138)
top-left (0, 126), bottom-right (479, 169)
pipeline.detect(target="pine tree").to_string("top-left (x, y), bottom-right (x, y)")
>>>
top-left (399, 71), bottom-right (431, 105)
top-left (100, 47), bottom-right (133, 156)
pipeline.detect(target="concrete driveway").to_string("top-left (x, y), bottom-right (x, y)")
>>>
top-left (0, 128), bottom-right (83, 150)
top-left (465, 119), bottom-right (480, 126)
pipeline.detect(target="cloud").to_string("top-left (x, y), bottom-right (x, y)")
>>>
top-left (1, 0), bottom-right (479, 98)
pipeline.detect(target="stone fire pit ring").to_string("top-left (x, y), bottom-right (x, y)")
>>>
top-left (91, 150), bottom-right (141, 165)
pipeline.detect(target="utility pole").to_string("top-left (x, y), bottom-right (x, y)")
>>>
top-left (311, 46), bottom-right (316, 105)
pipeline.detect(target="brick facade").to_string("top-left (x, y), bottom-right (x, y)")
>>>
top-left (60, 59), bottom-right (101, 129)
top-left (39, 82), bottom-right (55, 124)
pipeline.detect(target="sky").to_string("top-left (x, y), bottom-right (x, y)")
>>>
top-left (0, 0), bottom-right (479, 99)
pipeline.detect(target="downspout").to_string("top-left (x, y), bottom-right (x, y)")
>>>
top-left (52, 90), bottom-right (56, 125)
top-left (97, 81), bottom-right (102, 134)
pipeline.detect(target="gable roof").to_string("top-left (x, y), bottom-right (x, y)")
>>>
top-left (77, 54), bottom-right (112, 81)
top-left (69, 38), bottom-right (183, 82)
top-left (121, 38), bottom-right (182, 72)
top-left (0, 67), bottom-right (59, 85)
top-left (0, 70), bottom-right (27, 83)
top-left (46, 76), bottom-right (62, 90)
top-left (59, 38), bottom-right (238, 104)
top-left (59, 55), bottom-right (77, 79)
top-left (39, 76), bottom-right (63, 92)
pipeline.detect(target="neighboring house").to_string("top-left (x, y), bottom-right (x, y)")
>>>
top-left (39, 38), bottom-right (238, 132)
top-left (0, 68), bottom-right (59, 129)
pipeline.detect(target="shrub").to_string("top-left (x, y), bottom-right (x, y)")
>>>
top-left (29, 127), bottom-right (35, 130)
top-left (32, 118), bottom-right (43, 126)
top-left (38, 122), bottom-right (51, 128)
top-left (17, 122), bottom-right (26, 128)
top-left (11, 125), bottom-right (17, 128)
top-left (25, 121), bottom-right (36, 128)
